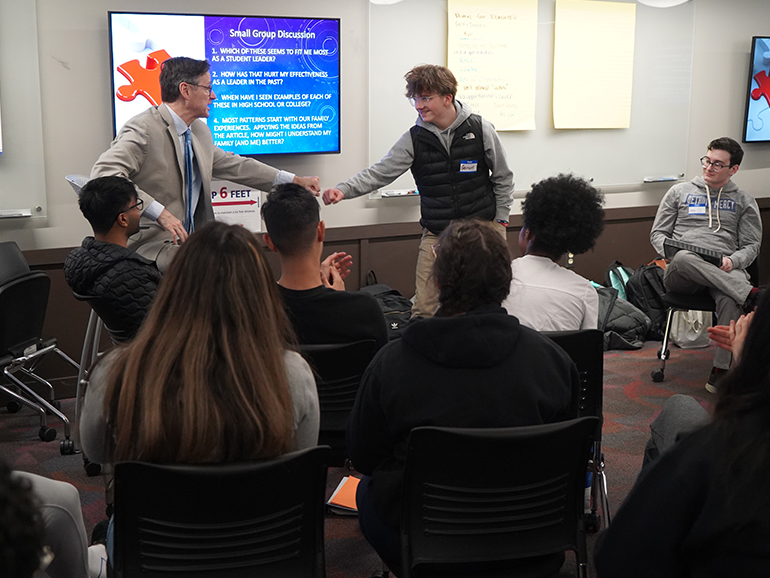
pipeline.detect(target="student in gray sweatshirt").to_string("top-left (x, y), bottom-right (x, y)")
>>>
top-left (650, 137), bottom-right (762, 392)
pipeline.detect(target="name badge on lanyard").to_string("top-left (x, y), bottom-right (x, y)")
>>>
top-left (460, 160), bottom-right (478, 173)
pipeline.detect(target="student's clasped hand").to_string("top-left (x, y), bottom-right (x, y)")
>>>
top-left (320, 251), bottom-right (352, 291)
top-left (707, 311), bottom-right (754, 363)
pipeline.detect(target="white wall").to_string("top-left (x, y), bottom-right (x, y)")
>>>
top-left (1, 0), bottom-right (769, 251)
top-left (687, 0), bottom-right (770, 196)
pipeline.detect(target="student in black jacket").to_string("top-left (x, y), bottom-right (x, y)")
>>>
top-left (347, 218), bottom-right (579, 577)
top-left (64, 176), bottom-right (161, 340)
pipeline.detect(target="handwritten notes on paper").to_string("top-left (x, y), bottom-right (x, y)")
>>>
top-left (553, 0), bottom-right (636, 129)
top-left (448, 0), bottom-right (538, 131)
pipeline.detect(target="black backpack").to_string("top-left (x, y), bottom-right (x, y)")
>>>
top-left (624, 264), bottom-right (667, 341)
top-left (359, 274), bottom-right (412, 340)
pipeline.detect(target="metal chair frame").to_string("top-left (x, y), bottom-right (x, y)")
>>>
top-left (0, 268), bottom-right (80, 453)
top-left (651, 257), bottom-right (760, 383)
top-left (543, 329), bottom-right (611, 531)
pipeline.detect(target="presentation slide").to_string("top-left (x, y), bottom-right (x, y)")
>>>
top-left (109, 12), bottom-right (340, 156)
top-left (744, 37), bottom-right (770, 143)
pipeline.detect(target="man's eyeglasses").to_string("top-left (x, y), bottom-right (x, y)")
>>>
top-left (187, 82), bottom-right (213, 95)
top-left (700, 156), bottom-right (732, 171)
top-left (408, 95), bottom-right (438, 107)
top-left (116, 198), bottom-right (143, 222)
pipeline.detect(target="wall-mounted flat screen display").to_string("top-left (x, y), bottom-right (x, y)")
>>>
top-left (108, 12), bottom-right (340, 156)
top-left (743, 36), bottom-right (770, 143)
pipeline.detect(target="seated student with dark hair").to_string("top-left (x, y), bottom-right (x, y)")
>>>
top-left (261, 183), bottom-right (388, 350)
top-left (64, 175), bottom-right (161, 340)
top-left (503, 173), bottom-right (605, 331)
top-left (595, 294), bottom-right (770, 577)
top-left (347, 218), bottom-right (579, 577)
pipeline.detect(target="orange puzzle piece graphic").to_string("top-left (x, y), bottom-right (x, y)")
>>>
top-left (116, 49), bottom-right (172, 107)
top-left (751, 70), bottom-right (770, 109)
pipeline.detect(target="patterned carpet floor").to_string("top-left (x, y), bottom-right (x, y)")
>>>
top-left (1, 340), bottom-right (717, 577)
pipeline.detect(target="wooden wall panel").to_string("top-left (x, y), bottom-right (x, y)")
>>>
top-left (17, 201), bottom-right (770, 393)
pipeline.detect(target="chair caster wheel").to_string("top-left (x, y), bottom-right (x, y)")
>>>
top-left (84, 459), bottom-right (102, 477)
top-left (60, 438), bottom-right (76, 455)
top-left (6, 401), bottom-right (22, 413)
top-left (585, 513), bottom-right (601, 533)
top-left (46, 400), bottom-right (62, 415)
top-left (651, 370), bottom-right (665, 382)
top-left (39, 426), bottom-right (57, 442)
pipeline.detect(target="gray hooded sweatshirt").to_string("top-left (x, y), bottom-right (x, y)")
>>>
top-left (650, 176), bottom-right (761, 270)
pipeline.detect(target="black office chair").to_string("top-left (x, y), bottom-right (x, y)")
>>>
top-left (0, 241), bottom-right (80, 453)
top-left (400, 417), bottom-right (599, 578)
top-left (300, 340), bottom-right (377, 467)
top-left (0, 240), bottom-right (33, 282)
top-left (543, 329), bottom-right (610, 532)
top-left (112, 446), bottom-right (330, 578)
top-left (73, 293), bottom-right (136, 345)
top-left (651, 257), bottom-right (760, 382)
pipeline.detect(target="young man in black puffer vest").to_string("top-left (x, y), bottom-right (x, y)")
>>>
top-left (322, 65), bottom-right (514, 318)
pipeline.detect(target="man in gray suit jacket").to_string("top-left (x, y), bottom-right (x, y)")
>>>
top-left (91, 56), bottom-right (320, 271)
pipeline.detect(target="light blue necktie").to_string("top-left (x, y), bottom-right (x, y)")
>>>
top-left (183, 128), bottom-right (194, 233)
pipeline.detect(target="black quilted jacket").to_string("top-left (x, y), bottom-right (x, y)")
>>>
top-left (64, 237), bottom-right (161, 340)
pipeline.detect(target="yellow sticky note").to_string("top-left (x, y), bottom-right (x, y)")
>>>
top-left (553, 0), bottom-right (636, 129)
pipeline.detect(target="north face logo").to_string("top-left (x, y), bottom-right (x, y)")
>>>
top-left (462, 132), bottom-right (476, 140)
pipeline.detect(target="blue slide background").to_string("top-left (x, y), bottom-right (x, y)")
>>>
top-left (204, 16), bottom-right (340, 155)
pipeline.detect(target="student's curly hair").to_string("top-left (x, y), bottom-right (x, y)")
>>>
top-left (433, 219), bottom-right (512, 316)
top-left (522, 173), bottom-right (605, 257)
top-left (0, 461), bottom-right (45, 578)
top-left (405, 65), bottom-right (457, 101)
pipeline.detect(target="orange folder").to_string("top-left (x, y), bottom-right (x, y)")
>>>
top-left (327, 476), bottom-right (361, 514)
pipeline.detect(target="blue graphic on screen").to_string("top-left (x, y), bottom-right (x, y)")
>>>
top-left (743, 37), bottom-right (770, 143)
top-left (205, 17), bottom-right (340, 155)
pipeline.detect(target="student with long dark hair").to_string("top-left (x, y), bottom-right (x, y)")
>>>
top-left (595, 292), bottom-right (770, 577)
top-left (81, 221), bottom-right (319, 466)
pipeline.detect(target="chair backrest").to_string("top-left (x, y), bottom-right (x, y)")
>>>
top-left (300, 340), bottom-right (377, 464)
top-left (401, 417), bottom-right (599, 577)
top-left (543, 329), bottom-right (604, 441)
top-left (112, 446), bottom-right (330, 578)
top-left (73, 292), bottom-right (135, 344)
top-left (0, 271), bottom-right (50, 357)
top-left (0, 241), bottom-right (31, 286)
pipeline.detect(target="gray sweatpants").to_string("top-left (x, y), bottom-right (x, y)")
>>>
top-left (663, 250), bottom-right (752, 369)
top-left (641, 394), bottom-right (710, 474)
